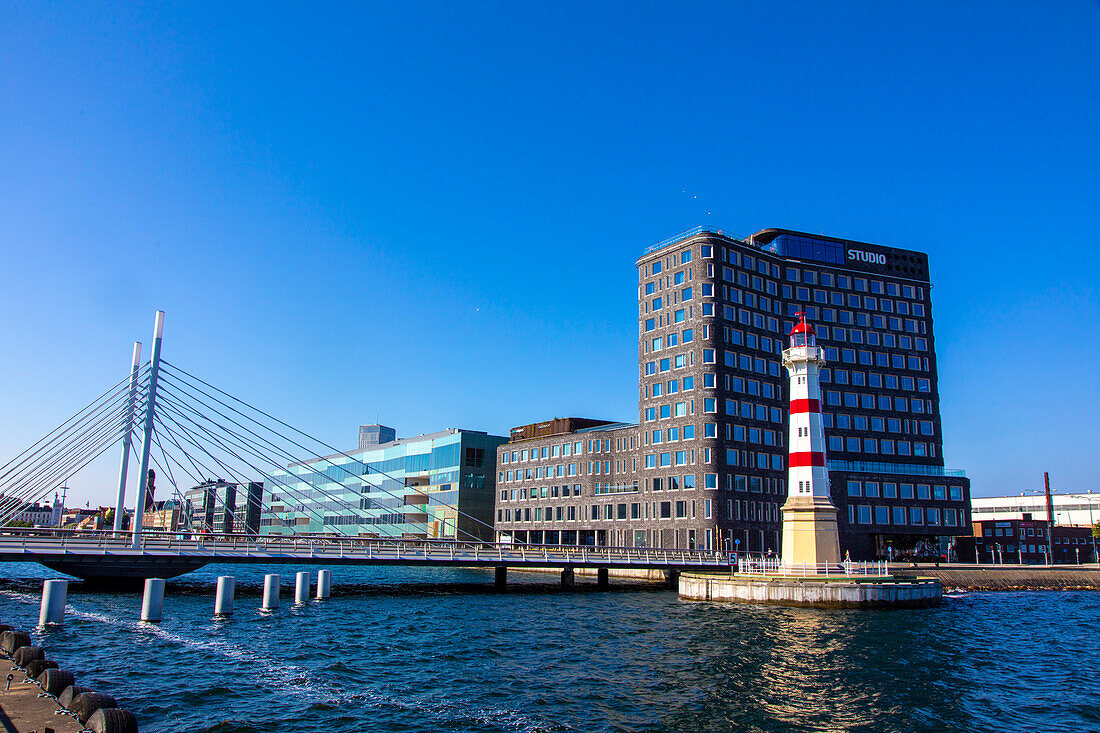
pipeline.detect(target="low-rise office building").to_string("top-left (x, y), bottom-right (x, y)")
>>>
top-left (971, 492), bottom-right (1100, 528)
top-left (262, 428), bottom-right (507, 541)
top-left (958, 517), bottom-right (1097, 565)
top-left (183, 480), bottom-right (263, 534)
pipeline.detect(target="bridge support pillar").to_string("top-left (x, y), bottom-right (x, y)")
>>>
top-left (494, 567), bottom-right (507, 589)
top-left (215, 576), bottom-right (235, 615)
top-left (560, 567), bottom-right (575, 588)
top-left (38, 579), bottom-right (68, 627)
top-left (596, 568), bottom-right (609, 589)
top-left (141, 578), bottom-right (165, 622)
top-left (295, 571), bottom-right (310, 605)
top-left (262, 574), bottom-right (280, 611)
top-left (663, 569), bottom-right (680, 589)
top-left (316, 570), bottom-right (331, 599)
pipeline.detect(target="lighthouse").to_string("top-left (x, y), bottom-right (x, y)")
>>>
top-left (780, 313), bottom-right (841, 569)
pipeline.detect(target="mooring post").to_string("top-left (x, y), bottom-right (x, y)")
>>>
top-left (141, 578), bottom-right (166, 622)
top-left (214, 576), bottom-right (235, 615)
top-left (294, 571), bottom-right (310, 605)
top-left (315, 569), bottom-right (331, 599)
top-left (597, 568), bottom-right (609, 589)
top-left (113, 341), bottom-right (142, 532)
top-left (132, 311), bottom-right (165, 549)
top-left (561, 567), bottom-right (575, 588)
top-left (262, 574), bottom-right (280, 610)
top-left (38, 579), bottom-right (68, 627)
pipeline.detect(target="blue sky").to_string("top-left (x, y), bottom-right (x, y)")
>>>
top-left (2, 2), bottom-right (1098, 505)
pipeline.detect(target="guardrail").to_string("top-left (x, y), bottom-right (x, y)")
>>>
top-left (736, 558), bottom-right (890, 577)
top-left (642, 226), bottom-right (742, 255)
top-left (0, 528), bottom-right (730, 568)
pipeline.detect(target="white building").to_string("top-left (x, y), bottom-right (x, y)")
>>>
top-left (7, 502), bottom-right (61, 527)
top-left (971, 492), bottom-right (1100, 528)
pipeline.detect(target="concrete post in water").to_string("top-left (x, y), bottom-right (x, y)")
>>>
top-left (141, 578), bottom-right (166, 622)
top-left (316, 569), bottom-right (331, 599)
top-left (214, 576), bottom-right (235, 615)
top-left (561, 567), bottom-right (575, 588)
top-left (294, 571), bottom-right (310, 605)
top-left (262, 574), bottom-right (280, 610)
top-left (113, 341), bottom-right (142, 532)
top-left (132, 311), bottom-right (165, 549)
top-left (38, 579), bottom-right (68, 627)
top-left (494, 566), bottom-right (507, 589)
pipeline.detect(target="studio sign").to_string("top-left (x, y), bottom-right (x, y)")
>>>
top-left (847, 249), bottom-right (886, 265)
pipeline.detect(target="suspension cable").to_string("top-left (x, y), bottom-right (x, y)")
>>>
top-left (156, 380), bottom-right (488, 542)
top-left (159, 361), bottom-right (499, 541)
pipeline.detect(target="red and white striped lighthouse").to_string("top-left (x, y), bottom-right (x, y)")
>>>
top-left (780, 313), bottom-right (841, 569)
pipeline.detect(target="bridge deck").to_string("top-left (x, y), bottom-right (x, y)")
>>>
top-left (0, 530), bottom-right (730, 572)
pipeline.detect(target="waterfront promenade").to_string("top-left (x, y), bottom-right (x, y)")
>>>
top-left (896, 562), bottom-right (1100, 590)
top-left (0, 666), bottom-right (82, 733)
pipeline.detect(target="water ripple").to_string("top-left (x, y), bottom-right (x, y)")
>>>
top-left (1, 565), bottom-right (1098, 732)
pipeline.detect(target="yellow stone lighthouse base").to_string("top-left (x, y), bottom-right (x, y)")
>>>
top-left (780, 495), bottom-right (842, 568)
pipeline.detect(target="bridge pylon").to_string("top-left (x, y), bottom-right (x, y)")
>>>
top-left (131, 311), bottom-right (165, 549)
top-left (113, 341), bottom-right (142, 531)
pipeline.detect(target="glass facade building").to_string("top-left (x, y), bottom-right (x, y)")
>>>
top-left (261, 429), bottom-right (507, 541)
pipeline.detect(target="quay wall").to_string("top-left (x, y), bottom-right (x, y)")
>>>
top-left (893, 565), bottom-right (1100, 591)
top-left (505, 566), bottom-right (672, 582)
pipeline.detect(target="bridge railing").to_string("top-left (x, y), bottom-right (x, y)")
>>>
top-left (736, 558), bottom-right (890, 577)
top-left (0, 528), bottom-right (731, 567)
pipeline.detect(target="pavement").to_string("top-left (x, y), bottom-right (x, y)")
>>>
top-left (0, 665), bottom-right (82, 733)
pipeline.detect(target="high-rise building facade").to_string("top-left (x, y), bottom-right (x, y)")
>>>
top-left (494, 227), bottom-right (971, 560)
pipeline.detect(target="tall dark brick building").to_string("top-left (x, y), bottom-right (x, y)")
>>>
top-left (494, 227), bottom-right (971, 560)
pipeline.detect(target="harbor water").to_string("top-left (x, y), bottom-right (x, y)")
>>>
top-left (1, 562), bottom-right (1097, 733)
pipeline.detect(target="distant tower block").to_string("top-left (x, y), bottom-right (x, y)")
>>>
top-left (780, 313), bottom-right (841, 568)
top-left (358, 424), bottom-right (396, 450)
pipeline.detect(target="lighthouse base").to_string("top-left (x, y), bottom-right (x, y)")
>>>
top-left (678, 573), bottom-right (942, 608)
top-left (780, 495), bottom-right (842, 569)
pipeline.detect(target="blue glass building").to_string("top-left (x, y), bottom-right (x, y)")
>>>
top-left (261, 428), bottom-right (507, 540)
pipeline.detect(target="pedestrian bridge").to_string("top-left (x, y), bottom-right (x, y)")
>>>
top-left (0, 528), bottom-right (730, 581)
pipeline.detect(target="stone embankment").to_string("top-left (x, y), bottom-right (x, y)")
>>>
top-left (0, 621), bottom-right (139, 732)
top-left (892, 564), bottom-right (1100, 591)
